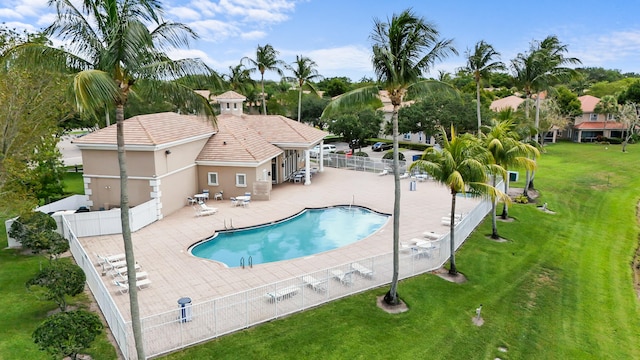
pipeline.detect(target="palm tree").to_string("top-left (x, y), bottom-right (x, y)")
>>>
top-left (483, 119), bottom-right (538, 235)
top-left (14, 0), bottom-right (216, 357)
top-left (511, 36), bottom-right (579, 193)
top-left (225, 63), bottom-right (256, 95)
top-left (411, 126), bottom-right (506, 275)
top-left (286, 55), bottom-right (323, 122)
top-left (242, 44), bottom-right (284, 114)
top-left (464, 40), bottom-right (505, 137)
top-left (324, 9), bottom-right (457, 305)
top-left (594, 94), bottom-right (618, 131)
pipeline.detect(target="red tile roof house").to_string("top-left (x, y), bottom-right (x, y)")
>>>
top-left (570, 95), bottom-right (626, 142)
top-left (73, 91), bottom-right (328, 218)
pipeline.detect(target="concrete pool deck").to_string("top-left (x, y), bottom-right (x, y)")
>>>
top-left (80, 167), bottom-right (480, 320)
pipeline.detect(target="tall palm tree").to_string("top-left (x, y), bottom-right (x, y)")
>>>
top-left (411, 126), bottom-right (506, 275)
top-left (483, 119), bottom-right (538, 236)
top-left (242, 44), bottom-right (284, 114)
top-left (323, 9), bottom-right (457, 305)
top-left (286, 55), bottom-right (323, 122)
top-left (14, 0), bottom-right (216, 357)
top-left (464, 40), bottom-right (505, 137)
top-left (511, 36), bottom-right (579, 193)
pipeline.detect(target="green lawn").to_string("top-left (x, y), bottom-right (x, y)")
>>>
top-left (2, 142), bottom-right (639, 359)
top-left (63, 171), bottom-right (84, 195)
top-left (163, 142), bottom-right (640, 359)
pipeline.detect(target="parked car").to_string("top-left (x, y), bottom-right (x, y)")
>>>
top-left (371, 142), bottom-right (393, 152)
top-left (309, 144), bottom-right (337, 158)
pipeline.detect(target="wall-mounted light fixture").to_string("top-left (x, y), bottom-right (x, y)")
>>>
top-left (223, 141), bottom-right (227, 145)
top-left (165, 149), bottom-right (171, 155)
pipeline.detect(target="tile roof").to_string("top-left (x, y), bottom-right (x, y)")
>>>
top-left (240, 114), bottom-right (328, 145)
top-left (578, 95), bottom-right (601, 112)
top-left (490, 95), bottom-right (525, 111)
top-left (73, 112), bottom-right (216, 146)
top-left (215, 90), bottom-right (247, 100)
top-left (196, 116), bottom-right (283, 163)
top-left (574, 121), bottom-right (626, 130)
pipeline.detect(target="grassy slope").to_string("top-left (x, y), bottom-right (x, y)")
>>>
top-left (164, 142), bottom-right (640, 360)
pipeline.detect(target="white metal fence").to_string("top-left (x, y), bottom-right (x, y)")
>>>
top-left (130, 196), bottom-right (492, 359)
top-left (323, 153), bottom-right (409, 174)
top-left (59, 183), bottom-right (497, 359)
top-left (6, 199), bottom-right (159, 247)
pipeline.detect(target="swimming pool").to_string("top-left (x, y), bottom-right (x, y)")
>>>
top-left (190, 206), bottom-right (390, 267)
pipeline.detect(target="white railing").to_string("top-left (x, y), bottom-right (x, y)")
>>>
top-left (37, 194), bottom-right (91, 213)
top-left (61, 216), bottom-right (130, 359)
top-left (323, 153), bottom-right (408, 174)
top-left (134, 194), bottom-right (494, 359)
top-left (60, 182), bottom-right (500, 359)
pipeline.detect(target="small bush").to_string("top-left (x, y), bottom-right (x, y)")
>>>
top-left (353, 151), bottom-right (368, 157)
top-left (515, 194), bottom-right (529, 204)
top-left (382, 151), bottom-right (405, 161)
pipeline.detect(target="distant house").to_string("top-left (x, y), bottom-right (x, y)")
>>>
top-left (569, 95), bottom-right (625, 142)
top-left (74, 91), bottom-right (328, 217)
top-left (489, 95), bottom-right (525, 112)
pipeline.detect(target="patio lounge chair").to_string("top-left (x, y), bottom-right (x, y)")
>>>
top-left (265, 285), bottom-right (299, 302)
top-left (302, 275), bottom-right (327, 293)
top-left (186, 197), bottom-right (197, 206)
top-left (194, 203), bottom-right (218, 216)
top-left (330, 269), bottom-right (353, 286)
top-left (95, 252), bottom-right (125, 266)
top-left (114, 278), bottom-right (152, 294)
top-left (423, 231), bottom-right (444, 240)
top-left (107, 263), bottom-right (142, 278)
top-left (116, 271), bottom-right (148, 283)
top-left (351, 262), bottom-right (374, 279)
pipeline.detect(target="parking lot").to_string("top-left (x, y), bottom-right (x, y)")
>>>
top-left (330, 141), bottom-right (424, 163)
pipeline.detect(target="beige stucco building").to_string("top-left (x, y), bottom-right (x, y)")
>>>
top-left (74, 91), bottom-right (328, 217)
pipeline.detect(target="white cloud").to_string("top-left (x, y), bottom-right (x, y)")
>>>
top-left (240, 30), bottom-right (266, 40)
top-left (167, 6), bottom-right (202, 21)
top-left (306, 45), bottom-right (371, 73)
top-left (188, 19), bottom-right (240, 42)
top-left (36, 12), bottom-right (56, 27)
top-left (0, 8), bottom-right (23, 19)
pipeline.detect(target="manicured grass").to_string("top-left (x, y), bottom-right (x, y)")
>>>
top-left (63, 171), bottom-right (84, 195)
top-left (2, 142), bottom-right (638, 359)
top-left (163, 142), bottom-right (640, 359)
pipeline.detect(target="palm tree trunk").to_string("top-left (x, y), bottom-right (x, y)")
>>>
top-left (534, 94), bottom-right (541, 144)
top-left (297, 86), bottom-right (302, 122)
top-left (261, 75), bottom-right (266, 115)
top-left (476, 80), bottom-right (482, 137)
top-left (116, 105), bottom-right (145, 359)
top-left (501, 168), bottom-right (509, 219)
top-left (449, 191), bottom-right (457, 275)
top-left (385, 104), bottom-right (401, 305)
top-left (491, 176), bottom-right (499, 239)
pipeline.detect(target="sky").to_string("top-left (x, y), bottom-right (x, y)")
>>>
top-left (3, 0), bottom-right (640, 82)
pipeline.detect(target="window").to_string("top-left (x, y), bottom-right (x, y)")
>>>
top-left (207, 172), bottom-right (218, 186)
top-left (607, 113), bottom-right (615, 120)
top-left (236, 173), bottom-right (247, 187)
top-left (233, 103), bottom-right (237, 109)
top-left (226, 103), bottom-right (230, 109)
top-left (403, 133), bottom-right (411, 140)
top-left (589, 113), bottom-right (598, 121)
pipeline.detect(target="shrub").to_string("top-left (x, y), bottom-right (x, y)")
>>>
top-left (26, 260), bottom-right (86, 311)
top-left (33, 310), bottom-right (103, 360)
top-left (515, 194), bottom-right (529, 204)
top-left (9, 211), bottom-right (68, 258)
top-left (382, 151), bottom-right (405, 161)
top-left (353, 151), bottom-right (369, 157)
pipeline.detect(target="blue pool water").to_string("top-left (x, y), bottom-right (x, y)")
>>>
top-left (190, 206), bottom-right (389, 267)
